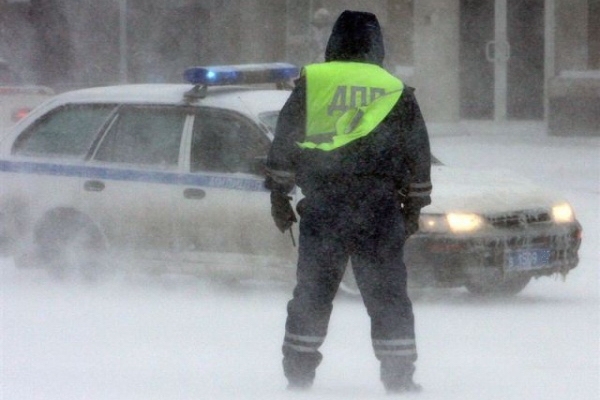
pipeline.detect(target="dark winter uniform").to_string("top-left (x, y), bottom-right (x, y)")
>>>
top-left (265, 10), bottom-right (432, 393)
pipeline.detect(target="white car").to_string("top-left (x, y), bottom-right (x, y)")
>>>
top-left (0, 64), bottom-right (582, 296)
top-left (406, 159), bottom-right (581, 295)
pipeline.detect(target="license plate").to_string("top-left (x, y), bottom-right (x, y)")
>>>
top-left (504, 249), bottom-right (551, 272)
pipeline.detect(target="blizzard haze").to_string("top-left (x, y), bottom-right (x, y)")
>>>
top-left (1, 122), bottom-right (598, 400)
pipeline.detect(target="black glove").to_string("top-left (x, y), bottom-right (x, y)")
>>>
top-left (270, 191), bottom-right (297, 233)
top-left (402, 207), bottom-right (420, 238)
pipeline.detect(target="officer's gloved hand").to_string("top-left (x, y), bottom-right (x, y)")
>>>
top-left (270, 191), bottom-right (297, 233)
top-left (402, 206), bottom-right (420, 238)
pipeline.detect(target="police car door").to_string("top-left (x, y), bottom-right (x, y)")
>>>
top-left (175, 108), bottom-right (293, 276)
top-left (85, 105), bottom-right (188, 263)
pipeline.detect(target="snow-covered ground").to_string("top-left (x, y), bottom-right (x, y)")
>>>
top-left (1, 121), bottom-right (598, 400)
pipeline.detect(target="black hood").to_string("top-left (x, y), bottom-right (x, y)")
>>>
top-left (324, 10), bottom-right (385, 66)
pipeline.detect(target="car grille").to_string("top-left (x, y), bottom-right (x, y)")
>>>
top-left (485, 210), bottom-right (552, 229)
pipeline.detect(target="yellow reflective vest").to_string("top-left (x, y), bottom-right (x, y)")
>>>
top-left (299, 61), bottom-right (404, 151)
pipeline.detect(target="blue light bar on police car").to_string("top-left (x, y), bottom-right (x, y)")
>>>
top-left (183, 63), bottom-right (299, 86)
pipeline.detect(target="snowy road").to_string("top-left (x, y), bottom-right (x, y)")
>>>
top-left (2, 122), bottom-right (599, 400)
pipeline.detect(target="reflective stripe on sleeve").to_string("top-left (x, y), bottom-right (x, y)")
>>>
top-left (408, 181), bottom-right (432, 198)
top-left (266, 168), bottom-right (296, 189)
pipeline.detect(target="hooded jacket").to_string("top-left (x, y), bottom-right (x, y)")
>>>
top-left (324, 10), bottom-right (385, 66)
top-left (267, 10), bottom-right (432, 211)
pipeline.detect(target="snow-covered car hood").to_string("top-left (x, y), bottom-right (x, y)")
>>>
top-left (423, 165), bottom-right (567, 215)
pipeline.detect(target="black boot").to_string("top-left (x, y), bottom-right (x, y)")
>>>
top-left (286, 378), bottom-right (314, 391)
top-left (381, 359), bottom-right (422, 394)
top-left (384, 376), bottom-right (422, 394)
top-left (283, 348), bottom-right (322, 391)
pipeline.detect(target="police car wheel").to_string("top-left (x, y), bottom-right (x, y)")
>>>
top-left (33, 208), bottom-right (108, 281)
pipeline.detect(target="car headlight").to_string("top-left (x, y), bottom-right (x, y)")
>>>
top-left (419, 213), bottom-right (485, 234)
top-left (552, 203), bottom-right (575, 223)
top-left (419, 214), bottom-right (449, 233)
top-left (446, 213), bottom-right (485, 233)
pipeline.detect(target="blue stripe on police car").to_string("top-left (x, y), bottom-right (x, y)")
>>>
top-left (0, 160), bottom-right (267, 192)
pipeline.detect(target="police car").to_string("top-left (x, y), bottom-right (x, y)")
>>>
top-left (0, 63), bottom-right (582, 295)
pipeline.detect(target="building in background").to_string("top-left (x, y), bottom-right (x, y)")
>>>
top-left (0, 0), bottom-right (597, 128)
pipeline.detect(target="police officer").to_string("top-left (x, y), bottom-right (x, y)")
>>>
top-left (265, 10), bottom-right (432, 393)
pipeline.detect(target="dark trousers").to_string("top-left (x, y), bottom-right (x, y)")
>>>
top-left (282, 192), bottom-right (417, 386)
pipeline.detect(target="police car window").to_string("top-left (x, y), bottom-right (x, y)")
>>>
top-left (12, 105), bottom-right (116, 158)
top-left (191, 110), bottom-right (269, 174)
top-left (94, 107), bottom-right (185, 168)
